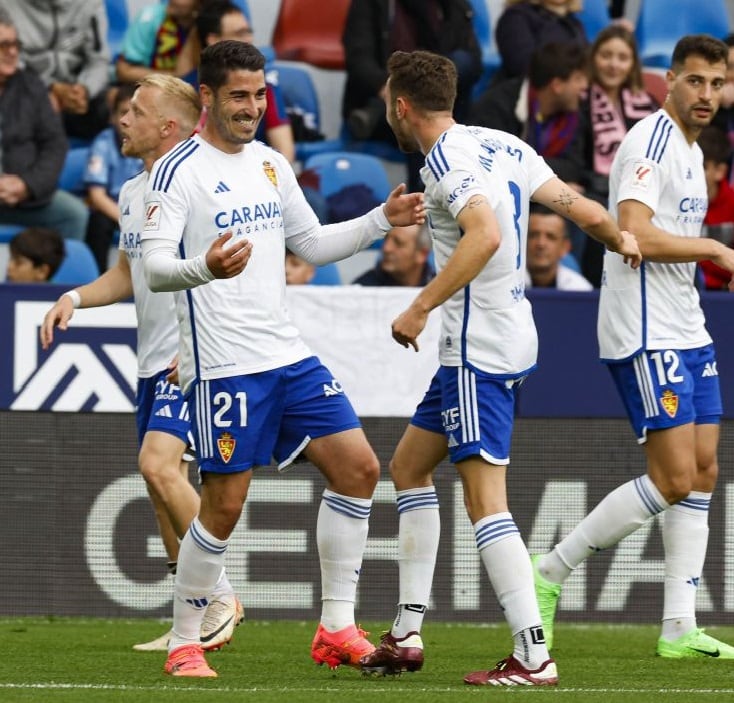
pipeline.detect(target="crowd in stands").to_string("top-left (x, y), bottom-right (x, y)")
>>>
top-left (2, 0), bottom-right (734, 291)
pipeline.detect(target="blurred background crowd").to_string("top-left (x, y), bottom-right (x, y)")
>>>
top-left (2, 0), bottom-right (734, 291)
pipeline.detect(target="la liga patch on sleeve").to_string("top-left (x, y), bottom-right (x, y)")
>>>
top-left (144, 201), bottom-right (162, 231)
top-left (629, 162), bottom-right (652, 190)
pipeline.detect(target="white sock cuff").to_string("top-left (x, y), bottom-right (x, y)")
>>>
top-left (634, 474), bottom-right (670, 515)
top-left (674, 491), bottom-right (712, 517)
top-left (189, 517), bottom-right (229, 554)
top-left (474, 512), bottom-right (519, 551)
top-left (322, 489), bottom-right (371, 519)
top-left (396, 486), bottom-right (439, 513)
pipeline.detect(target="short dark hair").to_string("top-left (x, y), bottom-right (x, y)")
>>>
top-left (9, 227), bottom-right (65, 278)
top-left (199, 40), bottom-right (265, 91)
top-left (529, 42), bottom-right (588, 89)
top-left (113, 82), bottom-right (137, 111)
top-left (387, 50), bottom-right (457, 113)
top-left (196, 0), bottom-right (243, 46)
top-left (698, 125), bottom-right (731, 166)
top-left (671, 35), bottom-right (728, 71)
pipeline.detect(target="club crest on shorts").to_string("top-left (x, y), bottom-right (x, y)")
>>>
top-left (217, 432), bottom-right (236, 463)
top-left (262, 161), bottom-right (278, 187)
top-left (660, 389), bottom-right (679, 418)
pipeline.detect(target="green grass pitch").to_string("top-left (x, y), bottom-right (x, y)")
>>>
top-left (2, 618), bottom-right (733, 702)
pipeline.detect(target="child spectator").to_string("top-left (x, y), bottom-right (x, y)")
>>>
top-left (6, 227), bottom-right (65, 282)
top-left (83, 84), bottom-right (143, 273)
top-left (285, 249), bottom-right (316, 285)
top-left (698, 125), bottom-right (734, 290)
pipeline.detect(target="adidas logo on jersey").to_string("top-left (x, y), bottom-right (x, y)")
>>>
top-left (214, 180), bottom-right (231, 193)
top-left (154, 405), bottom-right (173, 418)
top-left (122, 203), bottom-right (131, 216)
top-left (685, 168), bottom-right (693, 180)
top-left (702, 361), bottom-right (718, 377)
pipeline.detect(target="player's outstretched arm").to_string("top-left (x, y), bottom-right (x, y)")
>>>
top-left (40, 254), bottom-right (134, 350)
top-left (532, 177), bottom-right (642, 268)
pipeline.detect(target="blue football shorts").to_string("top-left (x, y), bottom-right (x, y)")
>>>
top-left (135, 369), bottom-right (194, 451)
top-left (607, 344), bottom-right (721, 443)
top-left (189, 355), bottom-right (361, 474)
top-left (410, 365), bottom-right (525, 465)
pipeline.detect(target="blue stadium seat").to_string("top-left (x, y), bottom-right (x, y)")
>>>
top-left (58, 146), bottom-right (91, 196)
top-left (310, 263), bottom-right (342, 285)
top-left (635, 0), bottom-right (729, 69)
top-left (303, 152), bottom-right (392, 202)
top-left (0, 224), bottom-right (25, 244)
top-left (231, 0), bottom-right (251, 22)
top-left (576, 0), bottom-right (611, 41)
top-left (51, 240), bottom-right (100, 285)
top-left (271, 62), bottom-right (345, 160)
top-left (467, 0), bottom-right (501, 98)
top-left (104, 0), bottom-right (128, 60)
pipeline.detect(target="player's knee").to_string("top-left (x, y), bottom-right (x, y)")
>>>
top-left (660, 473), bottom-right (695, 504)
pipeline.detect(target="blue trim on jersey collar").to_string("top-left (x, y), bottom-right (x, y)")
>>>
top-left (152, 138), bottom-right (199, 192)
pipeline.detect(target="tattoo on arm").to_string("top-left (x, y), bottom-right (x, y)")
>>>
top-left (465, 195), bottom-right (488, 210)
top-left (553, 189), bottom-right (578, 213)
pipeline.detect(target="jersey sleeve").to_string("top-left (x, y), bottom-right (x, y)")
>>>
top-left (614, 153), bottom-right (662, 213)
top-left (428, 139), bottom-right (493, 220)
top-left (141, 158), bottom-right (189, 245)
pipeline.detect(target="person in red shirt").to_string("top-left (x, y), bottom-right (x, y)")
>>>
top-left (698, 125), bottom-right (734, 289)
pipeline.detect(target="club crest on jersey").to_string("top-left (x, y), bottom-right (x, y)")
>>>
top-left (660, 389), bottom-right (679, 418)
top-left (263, 161), bottom-right (278, 187)
top-left (217, 432), bottom-right (236, 463)
top-left (144, 201), bottom-right (162, 231)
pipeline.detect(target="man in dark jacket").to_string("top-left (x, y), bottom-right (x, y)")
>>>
top-left (0, 9), bottom-right (88, 240)
top-left (342, 0), bottom-right (481, 189)
top-left (470, 41), bottom-right (588, 186)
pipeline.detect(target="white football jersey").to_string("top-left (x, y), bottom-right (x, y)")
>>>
top-left (421, 124), bottom-right (554, 376)
top-left (118, 171), bottom-right (179, 378)
top-left (599, 109), bottom-right (712, 360)
top-left (142, 135), bottom-right (316, 393)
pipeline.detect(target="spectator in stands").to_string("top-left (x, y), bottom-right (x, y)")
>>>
top-left (6, 0), bottom-right (111, 141)
top-left (116, 0), bottom-right (200, 85)
top-left (711, 33), bottom-right (734, 167)
top-left (525, 204), bottom-right (592, 290)
top-left (84, 84), bottom-right (144, 273)
top-left (470, 42), bottom-right (589, 186)
top-left (192, 0), bottom-right (295, 162)
top-left (352, 224), bottom-right (434, 286)
top-left (5, 227), bottom-right (65, 283)
top-left (342, 0), bottom-right (482, 190)
top-left (698, 125), bottom-right (734, 290)
top-left (285, 249), bottom-right (316, 285)
top-left (494, 0), bottom-right (587, 83)
top-left (578, 25), bottom-right (658, 286)
top-left (0, 8), bottom-right (88, 241)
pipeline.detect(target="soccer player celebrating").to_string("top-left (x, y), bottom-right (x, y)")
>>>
top-left (40, 75), bottom-right (244, 652)
top-left (359, 49), bottom-right (640, 686)
top-left (533, 34), bottom-right (734, 658)
top-left (139, 41), bottom-right (425, 678)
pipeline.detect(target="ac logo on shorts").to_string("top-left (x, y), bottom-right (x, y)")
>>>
top-left (322, 379), bottom-right (344, 397)
top-left (660, 389), bottom-right (679, 418)
top-left (217, 432), bottom-right (236, 463)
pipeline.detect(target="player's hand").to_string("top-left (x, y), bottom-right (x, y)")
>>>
top-left (165, 354), bottom-right (180, 385)
top-left (612, 230), bottom-right (642, 269)
top-left (391, 303), bottom-right (428, 352)
top-left (205, 231), bottom-right (253, 279)
top-left (712, 244), bottom-right (734, 279)
top-left (383, 183), bottom-right (426, 227)
top-left (40, 295), bottom-right (75, 350)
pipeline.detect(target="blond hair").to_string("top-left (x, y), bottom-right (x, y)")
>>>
top-left (137, 74), bottom-right (202, 136)
top-left (505, 0), bottom-right (583, 12)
